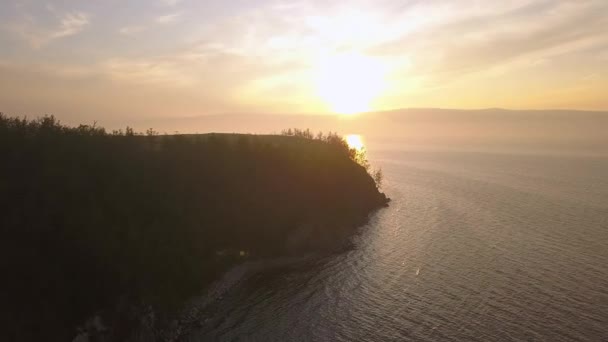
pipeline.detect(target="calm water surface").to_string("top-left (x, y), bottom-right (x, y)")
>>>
top-left (189, 145), bottom-right (608, 341)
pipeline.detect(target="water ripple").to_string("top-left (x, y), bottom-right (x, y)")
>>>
top-left (190, 151), bottom-right (608, 341)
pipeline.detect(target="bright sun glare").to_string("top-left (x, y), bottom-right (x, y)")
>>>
top-left (345, 134), bottom-right (365, 151)
top-left (315, 52), bottom-right (387, 115)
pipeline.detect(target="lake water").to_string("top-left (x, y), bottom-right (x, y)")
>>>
top-left (187, 144), bottom-right (608, 341)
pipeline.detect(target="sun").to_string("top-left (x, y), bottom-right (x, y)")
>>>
top-left (314, 52), bottom-right (387, 115)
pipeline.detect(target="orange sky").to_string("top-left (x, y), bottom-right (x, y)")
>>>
top-left (1, 0), bottom-right (607, 124)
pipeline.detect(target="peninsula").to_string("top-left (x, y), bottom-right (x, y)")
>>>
top-left (0, 115), bottom-right (388, 341)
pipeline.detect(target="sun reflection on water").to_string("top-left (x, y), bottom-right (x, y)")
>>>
top-left (345, 134), bottom-right (365, 151)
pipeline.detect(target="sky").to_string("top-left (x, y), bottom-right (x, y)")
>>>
top-left (1, 0), bottom-right (607, 124)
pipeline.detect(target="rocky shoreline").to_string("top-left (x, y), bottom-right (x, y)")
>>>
top-left (72, 255), bottom-right (320, 342)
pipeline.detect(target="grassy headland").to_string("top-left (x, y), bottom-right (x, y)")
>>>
top-left (0, 114), bottom-right (388, 341)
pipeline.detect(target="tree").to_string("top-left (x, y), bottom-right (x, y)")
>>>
top-left (373, 168), bottom-right (383, 189)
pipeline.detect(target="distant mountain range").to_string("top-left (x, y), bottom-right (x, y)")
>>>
top-left (98, 108), bottom-right (605, 153)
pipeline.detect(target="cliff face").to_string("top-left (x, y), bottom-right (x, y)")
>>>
top-left (0, 115), bottom-right (388, 341)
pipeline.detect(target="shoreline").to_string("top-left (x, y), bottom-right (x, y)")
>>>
top-left (170, 254), bottom-right (320, 340)
top-left (73, 255), bottom-right (320, 342)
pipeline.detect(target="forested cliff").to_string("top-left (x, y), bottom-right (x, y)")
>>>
top-left (0, 115), bottom-right (388, 341)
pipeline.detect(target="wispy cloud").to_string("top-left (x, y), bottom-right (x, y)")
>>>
top-left (0, 59), bottom-right (97, 79)
top-left (119, 25), bottom-right (147, 36)
top-left (10, 10), bottom-right (90, 48)
top-left (157, 12), bottom-right (182, 24)
top-left (1, 0), bottom-right (607, 114)
top-left (102, 57), bottom-right (197, 86)
top-left (160, 0), bottom-right (181, 7)
top-left (53, 12), bottom-right (90, 38)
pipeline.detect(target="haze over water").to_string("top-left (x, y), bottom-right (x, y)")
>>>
top-left (187, 114), bottom-right (608, 341)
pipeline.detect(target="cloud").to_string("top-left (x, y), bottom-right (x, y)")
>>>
top-left (367, 0), bottom-right (608, 81)
top-left (10, 10), bottom-right (90, 48)
top-left (102, 57), bottom-right (197, 86)
top-left (157, 12), bottom-right (182, 24)
top-left (52, 12), bottom-right (90, 39)
top-left (119, 25), bottom-right (147, 36)
top-left (2, 0), bottom-right (607, 113)
top-left (160, 0), bottom-right (181, 6)
top-left (0, 59), bottom-right (98, 80)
